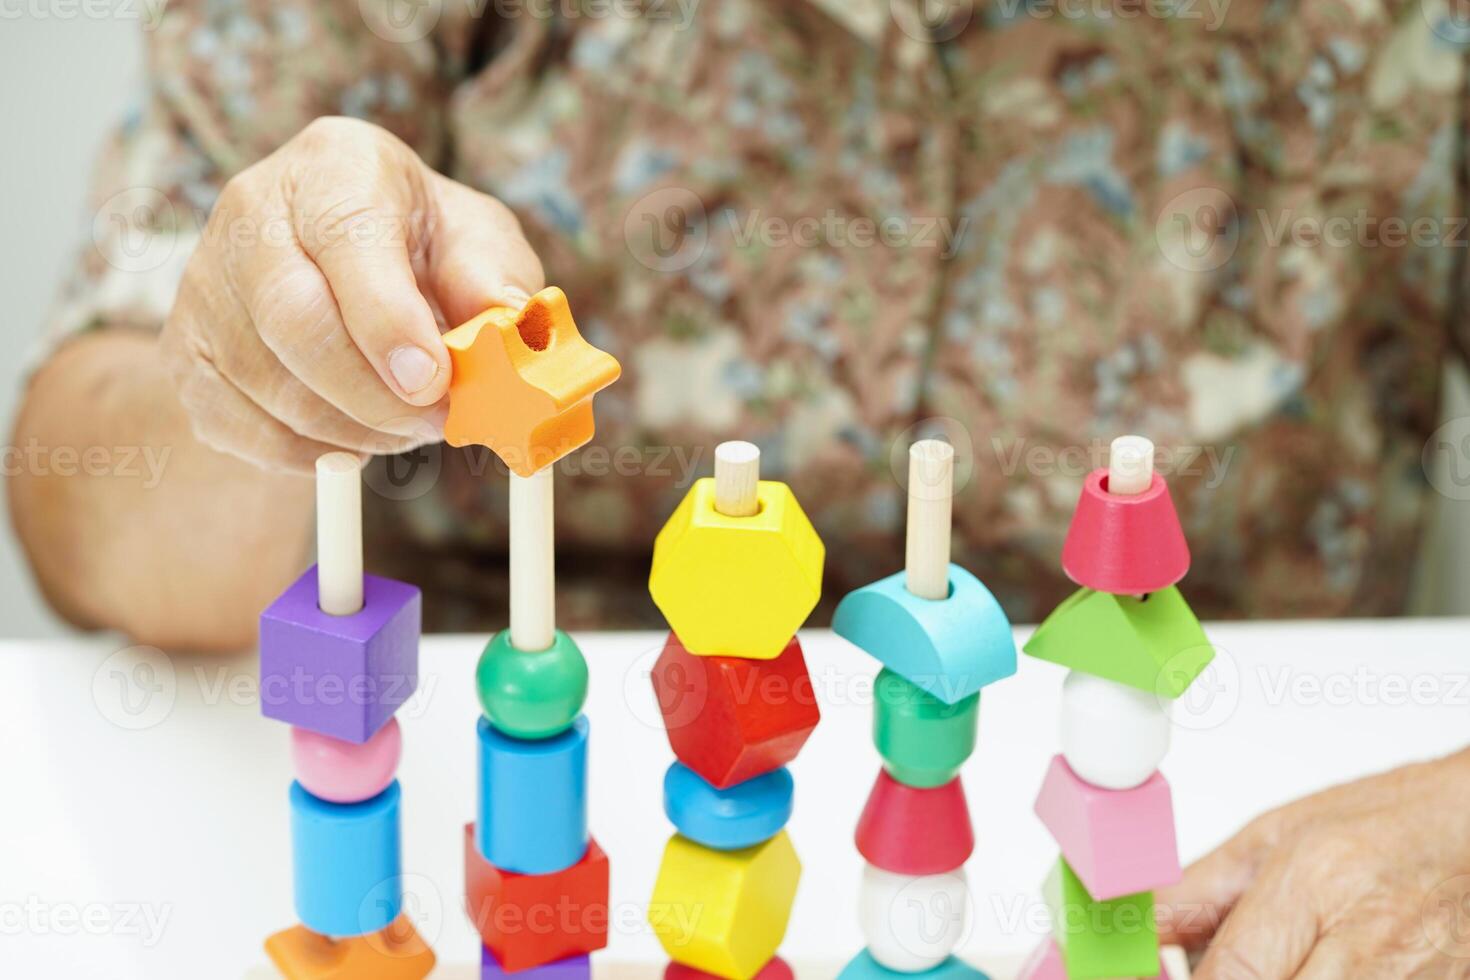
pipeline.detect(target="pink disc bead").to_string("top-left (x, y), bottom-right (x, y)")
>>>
top-left (290, 716), bottom-right (402, 803)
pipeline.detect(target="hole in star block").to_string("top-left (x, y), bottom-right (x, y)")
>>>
top-left (516, 301), bottom-right (552, 351)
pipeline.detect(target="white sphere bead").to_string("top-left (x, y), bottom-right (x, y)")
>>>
top-left (858, 863), bottom-right (968, 972)
top-left (1060, 670), bottom-right (1170, 790)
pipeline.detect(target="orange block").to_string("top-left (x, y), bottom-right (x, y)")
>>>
top-left (443, 287), bottom-right (621, 476)
top-left (263, 914), bottom-right (435, 979)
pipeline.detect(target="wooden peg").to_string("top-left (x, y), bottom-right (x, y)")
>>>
top-left (510, 467), bottom-right (556, 652)
top-left (315, 452), bottom-right (364, 617)
top-left (714, 441), bottom-right (761, 518)
top-left (905, 440), bottom-right (954, 601)
top-left (1108, 435), bottom-right (1154, 496)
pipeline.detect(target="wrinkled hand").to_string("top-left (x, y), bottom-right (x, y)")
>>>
top-left (1159, 749), bottom-right (1470, 978)
top-left (162, 116), bottom-right (544, 471)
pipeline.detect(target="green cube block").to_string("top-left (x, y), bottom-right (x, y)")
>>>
top-left (873, 669), bottom-right (979, 788)
top-left (1023, 586), bottom-right (1212, 699)
top-left (1043, 857), bottom-right (1159, 980)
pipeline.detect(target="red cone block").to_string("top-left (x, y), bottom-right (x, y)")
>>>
top-left (855, 770), bottom-right (974, 875)
top-left (1060, 469), bottom-right (1190, 595)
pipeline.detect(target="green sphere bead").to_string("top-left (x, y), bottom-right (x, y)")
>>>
top-left (873, 668), bottom-right (979, 788)
top-left (476, 629), bottom-right (588, 739)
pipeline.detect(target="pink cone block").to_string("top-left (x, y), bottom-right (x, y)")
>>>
top-left (1060, 469), bottom-right (1190, 594)
top-left (1034, 755), bottom-right (1180, 900)
top-left (1017, 939), bottom-right (1176, 980)
top-left (855, 770), bottom-right (974, 875)
top-left (291, 716), bottom-right (402, 803)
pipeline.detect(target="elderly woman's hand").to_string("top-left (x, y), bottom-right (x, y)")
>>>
top-left (161, 116), bottom-right (545, 471)
top-left (1158, 749), bottom-right (1470, 978)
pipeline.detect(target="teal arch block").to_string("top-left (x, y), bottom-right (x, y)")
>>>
top-left (833, 564), bottom-right (1017, 704)
top-left (837, 951), bottom-right (989, 980)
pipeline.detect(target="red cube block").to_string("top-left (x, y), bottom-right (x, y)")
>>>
top-left (464, 824), bottom-right (609, 972)
top-left (651, 633), bottom-right (821, 789)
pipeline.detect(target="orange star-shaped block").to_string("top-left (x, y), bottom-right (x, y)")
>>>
top-left (443, 287), bottom-right (621, 476)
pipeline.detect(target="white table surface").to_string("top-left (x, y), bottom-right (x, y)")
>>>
top-left (2, 620), bottom-right (1467, 978)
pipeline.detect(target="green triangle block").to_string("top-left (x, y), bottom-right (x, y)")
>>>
top-left (1023, 586), bottom-right (1212, 699)
top-left (1043, 857), bottom-right (1159, 980)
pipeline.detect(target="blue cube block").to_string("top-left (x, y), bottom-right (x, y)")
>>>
top-left (838, 951), bottom-right (989, 980)
top-left (832, 564), bottom-right (1016, 704)
top-left (260, 567), bottom-right (421, 744)
top-left (291, 780), bottom-right (402, 937)
top-left (477, 715), bottom-right (588, 874)
top-left (663, 762), bottom-right (793, 850)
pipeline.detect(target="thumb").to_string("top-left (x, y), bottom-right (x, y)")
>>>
top-left (1157, 817), bottom-right (1278, 950)
top-left (424, 171), bottom-right (547, 326)
top-left (1188, 855), bottom-right (1320, 980)
top-left (289, 120), bottom-right (452, 406)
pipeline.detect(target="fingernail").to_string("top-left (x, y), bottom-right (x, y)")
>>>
top-left (501, 286), bottom-right (533, 308)
top-left (388, 345), bottom-right (438, 395)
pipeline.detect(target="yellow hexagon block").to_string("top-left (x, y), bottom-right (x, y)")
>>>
top-left (649, 479), bottom-right (825, 659)
top-left (649, 831), bottom-right (801, 980)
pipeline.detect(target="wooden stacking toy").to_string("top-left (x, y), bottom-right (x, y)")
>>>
top-left (832, 440), bottom-right (1015, 980)
top-left (448, 288), bottom-right (620, 978)
top-left (646, 441), bottom-right (822, 980)
top-left (260, 453), bottom-right (435, 979)
top-left (1017, 436), bottom-right (1208, 980)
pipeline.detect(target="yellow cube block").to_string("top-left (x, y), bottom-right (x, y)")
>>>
top-left (648, 831), bottom-right (801, 980)
top-left (648, 479), bottom-right (825, 659)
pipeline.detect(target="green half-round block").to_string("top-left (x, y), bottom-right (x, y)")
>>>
top-left (475, 629), bottom-right (588, 739)
top-left (874, 668), bottom-right (979, 788)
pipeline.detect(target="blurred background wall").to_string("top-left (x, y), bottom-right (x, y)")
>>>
top-left (0, 16), bottom-right (142, 637)
top-left (1, 15), bottom-right (1467, 638)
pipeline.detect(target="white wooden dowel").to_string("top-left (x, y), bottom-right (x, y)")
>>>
top-left (714, 441), bottom-right (761, 517)
top-left (509, 467), bottom-right (556, 652)
top-left (905, 439), bottom-right (954, 601)
top-left (1108, 435), bottom-right (1155, 496)
top-left (315, 452), bottom-right (364, 617)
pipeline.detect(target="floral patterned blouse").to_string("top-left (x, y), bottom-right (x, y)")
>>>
top-left (46, 0), bottom-right (1470, 629)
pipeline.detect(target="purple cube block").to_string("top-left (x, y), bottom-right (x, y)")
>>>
top-left (259, 566), bottom-right (420, 743)
top-left (482, 946), bottom-right (590, 979)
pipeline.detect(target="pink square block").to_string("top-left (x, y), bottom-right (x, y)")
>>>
top-left (1017, 939), bottom-right (1176, 980)
top-left (1034, 755), bottom-right (1181, 901)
